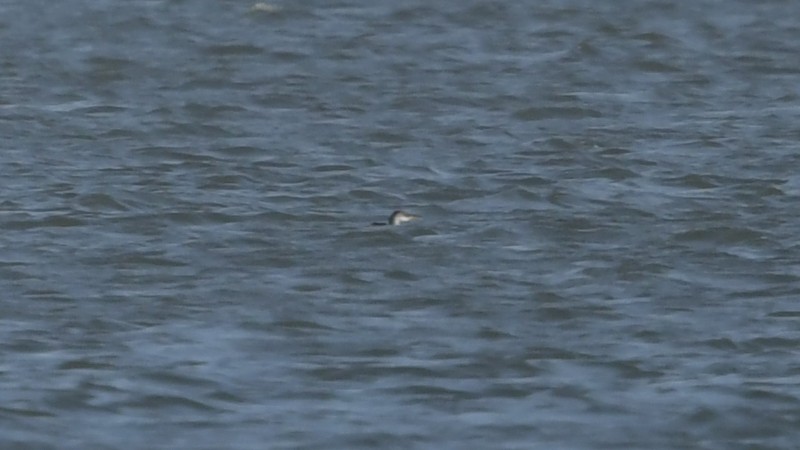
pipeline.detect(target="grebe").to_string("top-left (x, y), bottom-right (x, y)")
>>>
top-left (372, 210), bottom-right (419, 226)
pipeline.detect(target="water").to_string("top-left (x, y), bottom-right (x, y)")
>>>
top-left (2, 1), bottom-right (800, 448)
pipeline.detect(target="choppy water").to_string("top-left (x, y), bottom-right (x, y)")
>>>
top-left (2, 1), bottom-right (800, 449)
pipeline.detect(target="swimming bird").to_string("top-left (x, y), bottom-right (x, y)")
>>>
top-left (372, 210), bottom-right (419, 226)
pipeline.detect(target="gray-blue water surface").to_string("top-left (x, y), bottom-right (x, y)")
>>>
top-left (2, 0), bottom-right (800, 449)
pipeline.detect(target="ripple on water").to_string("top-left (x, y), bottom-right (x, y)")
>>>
top-left (3, 0), bottom-right (800, 449)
